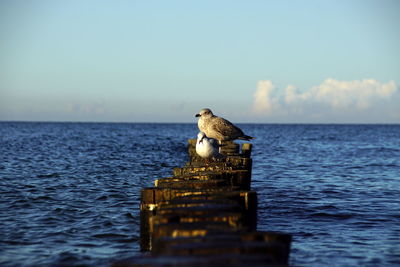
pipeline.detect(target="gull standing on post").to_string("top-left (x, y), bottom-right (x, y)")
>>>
top-left (195, 132), bottom-right (224, 162)
top-left (195, 108), bottom-right (254, 142)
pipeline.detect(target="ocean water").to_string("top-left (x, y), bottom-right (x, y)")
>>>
top-left (0, 122), bottom-right (399, 266)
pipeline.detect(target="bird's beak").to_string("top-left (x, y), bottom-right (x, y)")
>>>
top-left (195, 114), bottom-right (200, 117)
top-left (199, 136), bottom-right (204, 143)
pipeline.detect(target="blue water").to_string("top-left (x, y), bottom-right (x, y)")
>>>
top-left (0, 122), bottom-right (399, 266)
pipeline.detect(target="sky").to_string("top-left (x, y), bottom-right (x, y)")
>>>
top-left (1, 0), bottom-right (399, 123)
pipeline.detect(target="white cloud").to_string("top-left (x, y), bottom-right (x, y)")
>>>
top-left (308, 78), bottom-right (397, 110)
top-left (252, 80), bottom-right (279, 114)
top-left (251, 78), bottom-right (399, 122)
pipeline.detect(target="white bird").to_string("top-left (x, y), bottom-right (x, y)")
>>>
top-left (195, 108), bottom-right (254, 142)
top-left (195, 132), bottom-right (224, 162)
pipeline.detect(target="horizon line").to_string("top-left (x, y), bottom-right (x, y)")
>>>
top-left (1, 120), bottom-right (399, 125)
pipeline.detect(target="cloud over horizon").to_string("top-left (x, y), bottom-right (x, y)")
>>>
top-left (252, 78), bottom-right (399, 122)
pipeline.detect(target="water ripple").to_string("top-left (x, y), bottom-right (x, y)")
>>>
top-left (1, 122), bottom-right (399, 266)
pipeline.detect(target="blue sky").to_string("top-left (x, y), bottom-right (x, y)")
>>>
top-left (1, 0), bottom-right (399, 123)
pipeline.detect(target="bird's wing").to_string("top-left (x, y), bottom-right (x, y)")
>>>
top-left (209, 138), bottom-right (225, 148)
top-left (211, 117), bottom-right (244, 138)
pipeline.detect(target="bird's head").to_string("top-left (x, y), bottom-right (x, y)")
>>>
top-left (195, 108), bottom-right (213, 118)
top-left (197, 132), bottom-right (206, 144)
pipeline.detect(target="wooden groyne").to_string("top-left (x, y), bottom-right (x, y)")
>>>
top-left (114, 140), bottom-right (292, 266)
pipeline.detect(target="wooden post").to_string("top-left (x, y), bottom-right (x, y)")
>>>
top-left (133, 140), bottom-right (292, 265)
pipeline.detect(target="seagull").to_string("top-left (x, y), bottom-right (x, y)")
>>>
top-left (195, 132), bottom-right (224, 162)
top-left (195, 108), bottom-right (254, 142)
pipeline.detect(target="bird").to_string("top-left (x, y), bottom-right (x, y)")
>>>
top-left (195, 108), bottom-right (254, 142)
top-left (195, 132), bottom-right (224, 162)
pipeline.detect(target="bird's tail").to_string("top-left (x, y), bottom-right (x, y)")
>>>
top-left (214, 153), bottom-right (226, 160)
top-left (238, 135), bottom-right (255, 141)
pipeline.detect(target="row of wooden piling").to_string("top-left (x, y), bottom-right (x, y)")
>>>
top-left (114, 140), bottom-right (292, 266)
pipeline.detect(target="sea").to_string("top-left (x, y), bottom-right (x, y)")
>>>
top-left (0, 122), bottom-right (399, 266)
